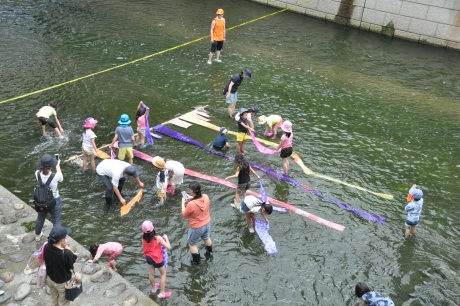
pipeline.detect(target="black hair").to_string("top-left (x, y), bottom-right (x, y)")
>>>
top-left (81, 127), bottom-right (91, 134)
top-left (284, 132), bottom-right (291, 138)
top-left (262, 203), bottom-right (273, 215)
top-left (42, 169), bottom-right (51, 175)
top-left (355, 282), bottom-right (372, 298)
top-left (143, 230), bottom-right (157, 243)
top-left (136, 107), bottom-right (147, 120)
top-left (49, 101), bottom-right (57, 109)
top-left (235, 152), bottom-right (249, 171)
top-left (189, 181), bottom-right (202, 199)
top-left (89, 243), bottom-right (99, 259)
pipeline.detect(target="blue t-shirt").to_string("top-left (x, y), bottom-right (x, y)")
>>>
top-left (238, 118), bottom-right (249, 133)
top-left (115, 126), bottom-right (134, 148)
top-left (361, 291), bottom-right (394, 306)
top-left (213, 134), bottom-right (229, 149)
top-left (225, 73), bottom-right (243, 93)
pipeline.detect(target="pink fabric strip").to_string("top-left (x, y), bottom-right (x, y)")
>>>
top-left (250, 132), bottom-right (277, 154)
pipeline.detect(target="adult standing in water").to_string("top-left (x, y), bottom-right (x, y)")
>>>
top-left (207, 8), bottom-right (226, 64)
top-left (96, 159), bottom-right (144, 208)
top-left (181, 181), bottom-right (212, 265)
top-left (223, 69), bottom-right (252, 118)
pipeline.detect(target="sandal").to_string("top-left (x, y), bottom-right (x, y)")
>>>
top-left (106, 263), bottom-right (114, 269)
top-left (151, 282), bottom-right (160, 293)
top-left (158, 292), bottom-right (172, 298)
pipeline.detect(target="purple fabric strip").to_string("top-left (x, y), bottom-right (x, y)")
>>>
top-left (255, 219), bottom-right (278, 254)
top-left (258, 179), bottom-right (268, 202)
top-left (153, 124), bottom-right (386, 223)
top-left (141, 102), bottom-right (154, 145)
top-left (161, 234), bottom-right (168, 268)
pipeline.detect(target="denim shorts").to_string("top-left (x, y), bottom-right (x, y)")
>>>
top-left (226, 92), bottom-right (237, 104)
top-left (405, 219), bottom-right (419, 227)
top-left (146, 256), bottom-right (164, 268)
top-left (188, 222), bottom-right (211, 245)
top-left (241, 200), bottom-right (250, 213)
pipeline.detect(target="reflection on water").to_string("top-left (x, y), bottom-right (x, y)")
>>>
top-left (1, 0), bottom-right (459, 304)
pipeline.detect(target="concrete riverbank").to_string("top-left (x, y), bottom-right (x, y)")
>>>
top-left (0, 185), bottom-right (157, 306)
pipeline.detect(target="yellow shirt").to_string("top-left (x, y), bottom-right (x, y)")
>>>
top-left (36, 106), bottom-right (56, 118)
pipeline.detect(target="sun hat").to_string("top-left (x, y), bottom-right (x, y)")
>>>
top-left (258, 115), bottom-right (267, 125)
top-left (250, 106), bottom-right (259, 114)
top-left (242, 69), bottom-right (252, 79)
top-left (38, 154), bottom-right (58, 170)
top-left (124, 165), bottom-right (139, 177)
top-left (410, 188), bottom-right (423, 201)
top-left (142, 221), bottom-right (154, 233)
top-left (280, 120), bottom-right (292, 133)
top-left (49, 225), bottom-right (72, 242)
top-left (220, 127), bottom-right (228, 134)
top-left (152, 156), bottom-right (166, 170)
top-left (83, 117), bottom-right (98, 128)
top-left (118, 114), bottom-right (131, 125)
top-left (216, 8), bottom-right (224, 15)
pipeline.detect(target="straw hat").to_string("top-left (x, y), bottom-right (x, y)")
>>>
top-left (258, 115), bottom-right (267, 125)
top-left (152, 156), bottom-right (165, 170)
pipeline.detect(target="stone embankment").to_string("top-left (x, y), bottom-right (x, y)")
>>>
top-left (0, 185), bottom-right (157, 306)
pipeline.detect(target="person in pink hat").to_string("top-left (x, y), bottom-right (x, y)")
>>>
top-left (141, 220), bottom-right (171, 298)
top-left (276, 120), bottom-right (293, 175)
top-left (81, 117), bottom-right (99, 171)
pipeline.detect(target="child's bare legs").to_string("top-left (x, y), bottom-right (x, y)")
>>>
top-left (170, 184), bottom-right (176, 196)
top-left (237, 141), bottom-right (244, 154)
top-left (82, 154), bottom-right (88, 171)
top-left (90, 154), bottom-right (96, 171)
top-left (271, 128), bottom-right (277, 139)
top-left (140, 134), bottom-right (145, 147)
top-left (282, 158), bottom-right (289, 175)
top-left (158, 266), bottom-right (167, 295)
top-left (41, 124), bottom-right (46, 136)
top-left (228, 103), bottom-right (236, 118)
top-left (109, 259), bottom-right (117, 271)
top-left (53, 127), bottom-right (63, 138)
top-left (405, 226), bottom-right (416, 239)
top-left (235, 189), bottom-right (242, 206)
top-left (246, 211), bottom-right (255, 229)
top-left (148, 265), bottom-right (156, 290)
top-left (128, 158), bottom-right (133, 165)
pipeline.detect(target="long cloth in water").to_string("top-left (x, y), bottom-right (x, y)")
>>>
top-left (153, 124), bottom-right (386, 223)
top-left (258, 179), bottom-right (287, 212)
top-left (161, 234), bottom-right (168, 268)
top-left (250, 132), bottom-right (277, 154)
top-left (141, 102), bottom-right (154, 145)
top-left (255, 220), bottom-right (277, 254)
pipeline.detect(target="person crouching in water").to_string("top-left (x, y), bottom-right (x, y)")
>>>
top-left (240, 195), bottom-right (273, 233)
top-left (213, 127), bottom-right (230, 150)
top-left (88, 242), bottom-right (123, 271)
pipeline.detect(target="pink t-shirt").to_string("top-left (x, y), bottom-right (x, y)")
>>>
top-left (94, 242), bottom-right (123, 261)
top-left (280, 132), bottom-right (293, 149)
top-left (137, 115), bottom-right (146, 129)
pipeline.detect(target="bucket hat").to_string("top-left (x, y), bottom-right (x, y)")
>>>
top-left (118, 114), bottom-right (131, 125)
top-left (280, 120), bottom-right (292, 133)
top-left (83, 117), bottom-right (98, 128)
top-left (242, 69), bottom-right (252, 79)
top-left (152, 156), bottom-right (166, 170)
top-left (49, 225), bottom-right (72, 242)
top-left (142, 221), bottom-right (154, 233)
top-left (124, 165), bottom-right (139, 177)
top-left (250, 106), bottom-right (259, 114)
top-left (216, 8), bottom-right (224, 15)
top-left (38, 154), bottom-right (58, 170)
top-left (410, 188), bottom-right (423, 201)
top-left (258, 115), bottom-right (267, 125)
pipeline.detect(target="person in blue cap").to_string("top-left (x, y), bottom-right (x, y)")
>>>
top-left (110, 114), bottom-right (135, 165)
top-left (223, 69), bottom-right (252, 118)
top-left (404, 184), bottom-right (424, 239)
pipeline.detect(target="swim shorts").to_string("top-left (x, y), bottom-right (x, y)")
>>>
top-left (118, 147), bottom-right (133, 160)
top-left (236, 132), bottom-right (248, 142)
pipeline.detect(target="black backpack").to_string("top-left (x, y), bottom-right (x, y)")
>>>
top-left (34, 171), bottom-right (56, 212)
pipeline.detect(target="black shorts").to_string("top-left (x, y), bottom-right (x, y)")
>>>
top-left (146, 256), bottom-right (164, 268)
top-left (280, 147), bottom-right (293, 158)
top-left (210, 41), bottom-right (224, 53)
top-left (38, 117), bottom-right (57, 129)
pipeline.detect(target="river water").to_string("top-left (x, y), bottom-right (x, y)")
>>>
top-left (1, 0), bottom-right (459, 305)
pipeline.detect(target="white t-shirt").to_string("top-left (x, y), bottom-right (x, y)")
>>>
top-left (36, 106), bottom-right (56, 118)
top-left (35, 171), bottom-right (63, 198)
top-left (235, 113), bottom-right (252, 122)
top-left (243, 195), bottom-right (262, 213)
top-left (165, 160), bottom-right (185, 174)
top-left (96, 159), bottom-right (130, 187)
top-left (82, 129), bottom-right (97, 147)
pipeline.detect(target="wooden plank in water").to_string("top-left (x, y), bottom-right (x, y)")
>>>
top-left (190, 111), bottom-right (210, 121)
top-left (167, 118), bottom-right (193, 129)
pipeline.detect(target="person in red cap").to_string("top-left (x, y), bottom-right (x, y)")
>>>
top-left (207, 8), bottom-right (226, 64)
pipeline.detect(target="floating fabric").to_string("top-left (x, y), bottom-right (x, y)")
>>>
top-left (251, 132), bottom-right (277, 154)
top-left (141, 102), bottom-right (154, 145)
top-left (273, 207), bottom-right (287, 213)
top-left (255, 219), bottom-right (277, 254)
top-left (265, 131), bottom-right (274, 137)
top-left (153, 124), bottom-right (386, 223)
top-left (120, 189), bottom-right (143, 216)
top-left (161, 234), bottom-right (168, 268)
top-left (166, 182), bottom-right (172, 194)
top-left (110, 148), bottom-right (116, 159)
top-left (258, 179), bottom-right (268, 202)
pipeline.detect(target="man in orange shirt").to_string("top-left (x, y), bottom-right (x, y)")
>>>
top-left (207, 8), bottom-right (226, 64)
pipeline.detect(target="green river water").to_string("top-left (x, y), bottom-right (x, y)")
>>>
top-left (1, 0), bottom-right (459, 305)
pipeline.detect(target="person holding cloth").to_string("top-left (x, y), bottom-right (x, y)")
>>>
top-left (110, 114), bottom-right (135, 165)
top-left (223, 69), bottom-right (252, 118)
top-left (225, 152), bottom-right (260, 206)
top-left (240, 195), bottom-right (273, 233)
top-left (181, 181), bottom-right (213, 265)
top-left (96, 159), bottom-right (144, 209)
top-left (404, 184), bottom-right (424, 239)
top-left (81, 117), bottom-right (99, 171)
top-left (44, 225), bottom-right (78, 306)
top-left (207, 8), bottom-right (226, 64)
top-left (258, 114), bottom-right (283, 138)
top-left (276, 120), bottom-right (293, 175)
top-left (36, 101), bottom-right (64, 138)
top-left (152, 156), bottom-right (168, 206)
top-left (235, 108), bottom-right (254, 154)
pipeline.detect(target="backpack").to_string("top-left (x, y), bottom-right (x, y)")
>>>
top-left (34, 171), bottom-right (56, 212)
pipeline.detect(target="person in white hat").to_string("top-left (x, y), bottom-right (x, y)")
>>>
top-left (276, 120), bottom-right (293, 175)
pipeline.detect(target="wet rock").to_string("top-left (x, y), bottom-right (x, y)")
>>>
top-left (90, 270), bottom-right (112, 283)
top-left (0, 291), bottom-right (11, 303)
top-left (103, 283), bottom-right (127, 298)
top-left (0, 259), bottom-right (6, 269)
top-left (108, 304), bottom-right (121, 306)
top-left (80, 304), bottom-right (94, 306)
top-left (13, 203), bottom-right (24, 210)
top-left (22, 234), bottom-right (35, 244)
top-left (82, 262), bottom-right (101, 275)
top-left (0, 245), bottom-right (20, 255)
top-left (1, 216), bottom-right (18, 224)
top-left (0, 209), bottom-right (3, 215)
top-left (14, 283), bottom-right (31, 301)
top-left (29, 277), bottom-right (37, 285)
top-left (6, 235), bottom-right (19, 244)
top-left (0, 272), bottom-right (15, 283)
top-left (6, 303), bottom-right (20, 306)
top-left (0, 197), bottom-right (11, 204)
top-left (0, 235), bottom-right (6, 243)
top-left (15, 211), bottom-right (29, 218)
top-left (85, 284), bottom-right (100, 295)
top-left (46, 285), bottom-right (51, 295)
top-left (77, 255), bottom-right (90, 263)
top-left (20, 296), bottom-right (39, 306)
top-left (0, 280), bottom-right (4, 288)
top-left (9, 254), bottom-right (25, 263)
top-left (11, 227), bottom-right (26, 235)
top-left (122, 293), bottom-right (138, 306)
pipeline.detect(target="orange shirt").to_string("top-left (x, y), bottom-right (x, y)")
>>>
top-left (212, 17), bottom-right (225, 41)
top-left (182, 194), bottom-right (211, 228)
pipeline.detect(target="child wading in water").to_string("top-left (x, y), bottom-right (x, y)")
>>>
top-left (236, 108), bottom-right (254, 154)
top-left (36, 101), bottom-right (64, 138)
top-left (225, 152), bottom-right (260, 207)
top-left (135, 101), bottom-right (149, 149)
top-left (110, 114), bottom-right (135, 165)
top-left (81, 117), bottom-right (99, 171)
top-left (276, 120), bottom-right (293, 175)
top-left (258, 114), bottom-right (283, 138)
top-left (142, 220), bottom-right (171, 298)
top-left (212, 127), bottom-right (230, 150)
top-left (152, 156), bottom-right (168, 207)
top-left (88, 242), bottom-right (123, 271)
top-left (240, 195), bottom-right (273, 233)
top-left (355, 282), bottom-right (395, 306)
top-left (404, 184), bottom-right (424, 239)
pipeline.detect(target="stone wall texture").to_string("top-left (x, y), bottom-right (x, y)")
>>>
top-left (252, 0), bottom-right (460, 49)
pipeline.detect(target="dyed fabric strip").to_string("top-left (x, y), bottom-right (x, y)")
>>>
top-left (141, 102), bottom-right (154, 145)
top-left (255, 220), bottom-right (277, 254)
top-left (110, 148), bottom-right (116, 159)
top-left (258, 179), bottom-right (268, 202)
top-left (161, 234), bottom-right (168, 268)
top-left (153, 124), bottom-right (386, 223)
top-left (251, 132), bottom-right (277, 154)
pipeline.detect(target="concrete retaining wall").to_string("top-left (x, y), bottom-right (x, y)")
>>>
top-left (253, 0), bottom-right (460, 49)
